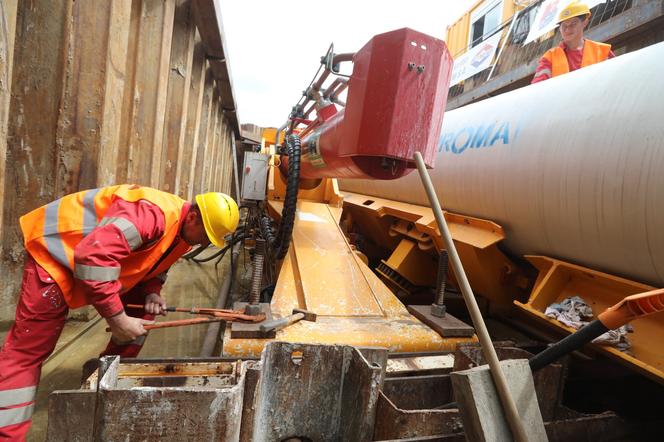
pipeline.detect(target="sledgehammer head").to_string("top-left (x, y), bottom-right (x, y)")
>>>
top-left (293, 308), bottom-right (317, 322)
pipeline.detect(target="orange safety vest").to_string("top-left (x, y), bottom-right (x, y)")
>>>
top-left (542, 40), bottom-right (612, 77)
top-left (19, 184), bottom-right (190, 308)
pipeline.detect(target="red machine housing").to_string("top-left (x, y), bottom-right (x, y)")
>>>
top-left (297, 28), bottom-right (453, 180)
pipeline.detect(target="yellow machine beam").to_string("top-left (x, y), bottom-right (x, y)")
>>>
top-left (223, 200), bottom-right (477, 358)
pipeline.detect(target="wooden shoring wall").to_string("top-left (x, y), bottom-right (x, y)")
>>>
top-left (0, 0), bottom-right (18, 257)
top-left (0, 0), bottom-right (239, 323)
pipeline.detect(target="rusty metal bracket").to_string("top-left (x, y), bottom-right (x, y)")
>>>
top-left (252, 342), bottom-right (386, 441)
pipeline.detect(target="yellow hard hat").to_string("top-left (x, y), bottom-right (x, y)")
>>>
top-left (557, 1), bottom-right (591, 24)
top-left (195, 192), bottom-right (239, 248)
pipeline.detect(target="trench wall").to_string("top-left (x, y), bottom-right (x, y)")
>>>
top-left (0, 0), bottom-right (238, 324)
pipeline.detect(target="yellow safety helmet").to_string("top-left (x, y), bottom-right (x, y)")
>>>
top-left (195, 192), bottom-right (239, 248)
top-left (557, 1), bottom-right (591, 24)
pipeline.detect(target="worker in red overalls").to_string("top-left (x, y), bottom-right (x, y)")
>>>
top-left (532, 1), bottom-right (615, 83)
top-left (0, 184), bottom-right (239, 439)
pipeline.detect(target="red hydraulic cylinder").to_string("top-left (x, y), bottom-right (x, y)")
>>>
top-left (297, 28), bottom-right (453, 180)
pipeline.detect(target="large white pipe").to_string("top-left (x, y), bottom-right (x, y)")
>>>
top-left (339, 42), bottom-right (664, 286)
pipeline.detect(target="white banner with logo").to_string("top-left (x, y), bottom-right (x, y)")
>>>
top-left (451, 31), bottom-right (503, 85)
top-left (523, 0), bottom-right (607, 45)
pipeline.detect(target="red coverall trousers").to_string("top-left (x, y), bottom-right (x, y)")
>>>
top-left (0, 255), bottom-right (153, 440)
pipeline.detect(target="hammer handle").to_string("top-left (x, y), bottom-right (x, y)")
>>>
top-left (259, 312), bottom-right (304, 333)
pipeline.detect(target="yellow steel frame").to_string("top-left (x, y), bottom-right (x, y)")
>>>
top-left (516, 256), bottom-right (664, 384)
top-left (222, 165), bottom-right (478, 358)
top-left (341, 191), bottom-right (531, 305)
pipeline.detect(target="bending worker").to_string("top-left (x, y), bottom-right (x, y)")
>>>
top-left (0, 184), bottom-right (239, 439)
top-left (532, 1), bottom-right (614, 83)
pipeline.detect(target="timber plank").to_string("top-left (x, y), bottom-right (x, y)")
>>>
top-left (178, 36), bottom-right (206, 199)
top-left (160, 0), bottom-right (195, 193)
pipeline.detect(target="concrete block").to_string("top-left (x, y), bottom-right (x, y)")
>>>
top-left (451, 358), bottom-right (547, 442)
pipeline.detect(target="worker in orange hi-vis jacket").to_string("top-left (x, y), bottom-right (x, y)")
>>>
top-left (0, 184), bottom-right (239, 439)
top-left (532, 1), bottom-right (615, 83)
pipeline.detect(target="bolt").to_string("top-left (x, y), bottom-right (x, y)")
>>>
top-left (431, 303), bottom-right (447, 318)
top-left (408, 62), bottom-right (416, 71)
top-left (417, 65), bottom-right (425, 73)
top-left (431, 250), bottom-right (449, 317)
top-left (244, 304), bottom-right (261, 316)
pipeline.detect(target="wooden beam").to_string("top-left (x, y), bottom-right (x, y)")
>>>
top-left (206, 97), bottom-right (221, 192)
top-left (209, 59), bottom-right (236, 113)
top-left (220, 121), bottom-right (230, 192)
top-left (149, 0), bottom-right (176, 188)
top-left (191, 0), bottom-right (239, 135)
top-left (219, 124), bottom-right (232, 194)
top-left (98, 1), bottom-right (133, 186)
top-left (55, 0), bottom-right (132, 195)
top-left (214, 100), bottom-right (225, 194)
top-left (160, 0), bottom-right (195, 194)
top-left (202, 88), bottom-right (220, 192)
top-left (0, 0), bottom-right (19, 251)
top-left (191, 0), bottom-right (225, 59)
top-left (216, 109), bottom-right (228, 193)
top-left (1, 0), bottom-right (71, 319)
top-left (225, 127), bottom-right (233, 193)
top-left (192, 68), bottom-right (214, 195)
top-left (217, 115), bottom-right (230, 194)
top-left (178, 37), bottom-right (207, 200)
top-left (116, 0), bottom-right (175, 186)
top-left (115, 0), bottom-right (141, 184)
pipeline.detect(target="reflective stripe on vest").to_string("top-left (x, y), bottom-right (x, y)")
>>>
top-left (544, 40), bottom-right (611, 77)
top-left (43, 188), bottom-right (102, 269)
top-left (44, 197), bottom-right (69, 268)
top-left (74, 264), bottom-right (121, 282)
top-left (83, 188), bottom-right (101, 236)
top-left (98, 217), bottom-right (143, 251)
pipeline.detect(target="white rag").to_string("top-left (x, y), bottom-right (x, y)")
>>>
top-left (545, 295), bottom-right (633, 351)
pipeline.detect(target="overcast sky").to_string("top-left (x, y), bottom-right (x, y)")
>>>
top-left (220, 0), bottom-right (476, 128)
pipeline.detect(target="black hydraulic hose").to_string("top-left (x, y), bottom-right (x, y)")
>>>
top-left (190, 233), bottom-right (246, 264)
top-left (260, 216), bottom-right (276, 247)
top-left (273, 134), bottom-right (301, 260)
top-left (183, 244), bottom-right (209, 260)
top-left (184, 225), bottom-right (246, 261)
top-left (191, 245), bottom-right (230, 264)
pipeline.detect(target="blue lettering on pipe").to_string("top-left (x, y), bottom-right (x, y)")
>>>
top-left (439, 121), bottom-right (516, 154)
top-left (451, 127), bottom-right (474, 154)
